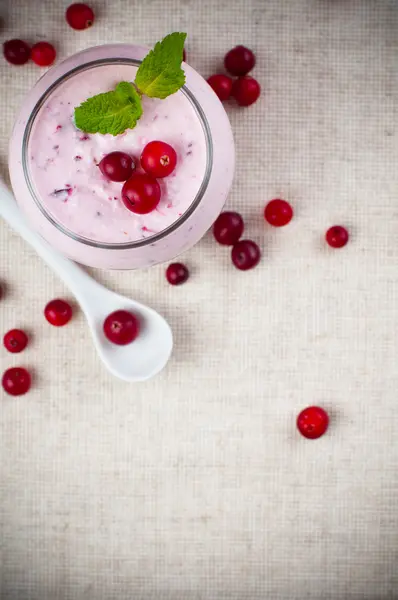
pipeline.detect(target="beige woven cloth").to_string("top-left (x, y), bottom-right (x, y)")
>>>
top-left (1, 0), bottom-right (398, 598)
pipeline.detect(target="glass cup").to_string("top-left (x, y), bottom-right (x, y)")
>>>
top-left (9, 44), bottom-right (235, 269)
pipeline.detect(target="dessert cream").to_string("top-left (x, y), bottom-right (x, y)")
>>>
top-left (28, 64), bottom-right (207, 244)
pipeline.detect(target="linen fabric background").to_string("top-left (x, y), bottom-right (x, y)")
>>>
top-left (1, 0), bottom-right (398, 599)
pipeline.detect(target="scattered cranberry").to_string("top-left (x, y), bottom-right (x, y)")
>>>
top-left (44, 299), bottom-right (73, 326)
top-left (122, 173), bottom-right (161, 214)
top-left (103, 310), bottom-right (139, 345)
top-left (232, 76), bottom-right (261, 107)
top-left (231, 240), bottom-right (261, 270)
top-left (224, 45), bottom-right (255, 76)
top-left (166, 263), bottom-right (189, 285)
top-left (3, 39), bottom-right (30, 65)
top-left (264, 199), bottom-right (293, 227)
top-left (213, 211), bottom-right (244, 245)
top-left (65, 3), bottom-right (94, 30)
top-left (3, 329), bottom-right (28, 353)
top-left (141, 141), bottom-right (177, 178)
top-left (99, 152), bottom-right (135, 182)
top-left (2, 367), bottom-right (31, 396)
top-left (326, 225), bottom-right (349, 249)
top-left (31, 42), bottom-right (56, 67)
top-left (297, 406), bottom-right (329, 439)
top-left (207, 74), bottom-right (233, 102)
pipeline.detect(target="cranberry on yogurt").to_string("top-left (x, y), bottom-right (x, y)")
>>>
top-left (121, 173), bottom-right (161, 214)
top-left (141, 141), bottom-right (177, 178)
top-left (99, 151), bottom-right (135, 182)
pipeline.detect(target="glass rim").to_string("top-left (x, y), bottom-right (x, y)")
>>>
top-left (22, 57), bottom-right (213, 250)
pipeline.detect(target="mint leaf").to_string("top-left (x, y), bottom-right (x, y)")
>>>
top-left (73, 33), bottom-right (187, 135)
top-left (135, 32), bottom-right (187, 99)
top-left (74, 82), bottom-right (143, 136)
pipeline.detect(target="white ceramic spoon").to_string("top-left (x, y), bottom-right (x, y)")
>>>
top-left (0, 179), bottom-right (173, 382)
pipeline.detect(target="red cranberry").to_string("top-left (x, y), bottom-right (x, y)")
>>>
top-left (166, 263), bottom-right (189, 285)
top-left (297, 406), bottom-right (329, 439)
top-left (231, 240), bottom-right (261, 270)
top-left (65, 3), bottom-right (94, 30)
top-left (3, 39), bottom-right (30, 65)
top-left (140, 141), bottom-right (177, 178)
top-left (2, 367), bottom-right (31, 396)
top-left (31, 42), bottom-right (56, 67)
top-left (103, 310), bottom-right (139, 345)
top-left (183, 48), bottom-right (187, 62)
top-left (122, 173), bottom-right (161, 214)
top-left (99, 152), bottom-right (135, 182)
top-left (44, 299), bottom-right (73, 326)
top-left (326, 226), bottom-right (349, 248)
top-left (264, 199), bottom-right (293, 227)
top-left (3, 329), bottom-right (28, 353)
top-left (232, 76), bottom-right (261, 107)
top-left (224, 45), bottom-right (255, 76)
top-left (213, 211), bottom-right (244, 245)
top-left (207, 74), bottom-right (233, 101)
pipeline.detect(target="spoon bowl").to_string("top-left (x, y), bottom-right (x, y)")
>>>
top-left (83, 286), bottom-right (173, 382)
top-left (0, 178), bottom-right (173, 382)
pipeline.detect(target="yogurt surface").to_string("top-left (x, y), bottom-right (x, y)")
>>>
top-left (27, 63), bottom-right (207, 244)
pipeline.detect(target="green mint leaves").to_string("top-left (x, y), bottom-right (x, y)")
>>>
top-left (74, 32), bottom-right (187, 136)
top-left (74, 82), bottom-right (143, 136)
top-left (135, 32), bottom-right (186, 99)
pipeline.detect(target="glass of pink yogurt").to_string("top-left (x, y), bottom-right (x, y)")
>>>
top-left (9, 44), bottom-right (235, 269)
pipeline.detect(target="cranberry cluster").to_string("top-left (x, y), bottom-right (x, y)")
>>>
top-left (167, 199), bottom-right (348, 283)
top-left (207, 45), bottom-right (261, 107)
top-left (98, 141), bottom-right (177, 214)
top-left (2, 4), bottom-right (94, 68)
top-left (1, 297), bottom-right (74, 396)
top-left (3, 40), bottom-right (56, 67)
top-left (1, 291), bottom-right (140, 396)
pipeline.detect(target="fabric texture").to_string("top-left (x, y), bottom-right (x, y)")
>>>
top-left (1, 0), bottom-right (398, 598)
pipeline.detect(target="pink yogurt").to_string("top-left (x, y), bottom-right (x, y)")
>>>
top-left (28, 64), bottom-right (207, 244)
top-left (9, 45), bottom-right (235, 269)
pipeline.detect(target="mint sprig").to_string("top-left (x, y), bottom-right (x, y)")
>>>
top-left (74, 32), bottom-right (187, 136)
top-left (74, 82), bottom-right (142, 136)
top-left (135, 32), bottom-right (186, 99)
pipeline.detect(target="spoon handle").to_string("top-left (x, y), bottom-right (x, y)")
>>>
top-left (0, 178), bottom-right (100, 307)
